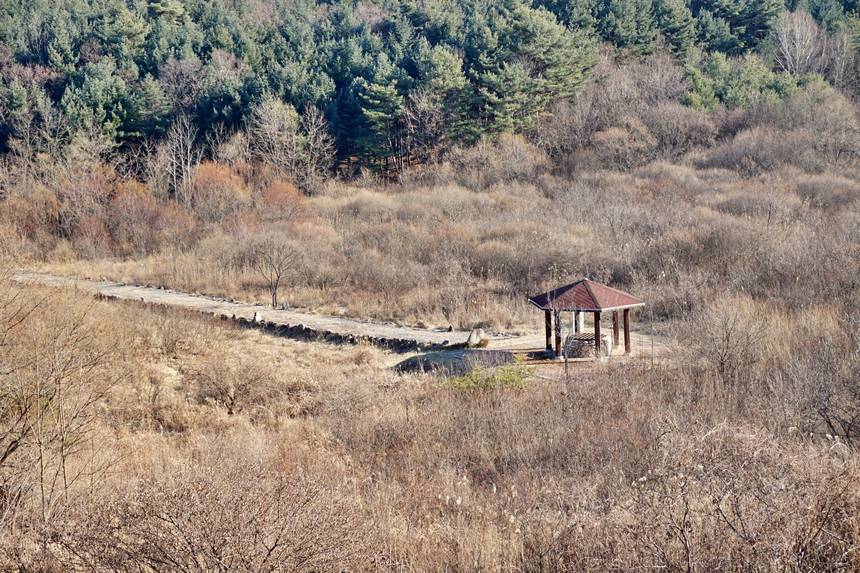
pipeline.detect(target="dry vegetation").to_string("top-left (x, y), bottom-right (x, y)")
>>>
top-left (1, 267), bottom-right (858, 571)
top-left (1, 53), bottom-right (859, 570)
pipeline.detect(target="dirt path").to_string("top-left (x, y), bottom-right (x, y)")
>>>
top-left (13, 271), bottom-right (509, 350)
top-left (13, 271), bottom-right (672, 357)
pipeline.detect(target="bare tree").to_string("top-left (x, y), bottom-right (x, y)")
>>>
top-left (773, 11), bottom-right (825, 77)
top-left (157, 57), bottom-right (204, 112)
top-left (823, 30), bottom-right (856, 91)
top-left (247, 94), bottom-right (304, 181)
top-left (247, 94), bottom-right (334, 190)
top-left (250, 233), bottom-right (301, 308)
top-left (300, 105), bottom-right (335, 189)
top-left (154, 114), bottom-right (200, 204)
top-left (403, 88), bottom-right (447, 163)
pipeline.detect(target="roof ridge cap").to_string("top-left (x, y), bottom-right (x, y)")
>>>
top-left (582, 279), bottom-right (599, 309)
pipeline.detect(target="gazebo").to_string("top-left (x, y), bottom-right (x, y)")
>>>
top-left (528, 279), bottom-right (644, 358)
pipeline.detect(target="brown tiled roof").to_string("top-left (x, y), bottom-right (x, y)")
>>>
top-left (529, 279), bottom-right (644, 311)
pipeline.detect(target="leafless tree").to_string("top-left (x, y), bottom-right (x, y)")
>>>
top-left (157, 57), bottom-right (204, 111)
top-left (403, 88), bottom-right (447, 163)
top-left (5, 98), bottom-right (70, 186)
top-left (53, 127), bottom-right (117, 238)
top-left (823, 30), bottom-right (855, 91)
top-left (773, 11), bottom-right (825, 77)
top-left (300, 105), bottom-right (335, 189)
top-left (247, 95), bottom-right (334, 190)
top-left (250, 233), bottom-right (301, 308)
top-left (247, 94), bottom-right (304, 181)
top-left (154, 114), bottom-right (200, 204)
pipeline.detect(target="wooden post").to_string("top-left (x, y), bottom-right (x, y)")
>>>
top-left (623, 308), bottom-right (631, 355)
top-left (594, 311), bottom-right (601, 357)
top-left (544, 310), bottom-right (552, 352)
top-left (574, 311), bottom-right (583, 333)
top-left (612, 311), bottom-right (620, 348)
top-left (554, 311), bottom-right (562, 358)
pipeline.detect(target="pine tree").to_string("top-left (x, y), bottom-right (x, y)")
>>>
top-left (407, 39), bottom-right (469, 152)
top-left (656, 0), bottom-right (696, 57)
top-left (470, 2), bottom-right (596, 134)
top-left (696, 9), bottom-right (739, 52)
top-left (95, 1), bottom-right (149, 71)
top-left (61, 58), bottom-right (131, 139)
top-left (566, 0), bottom-right (600, 32)
top-left (690, 0), bottom-right (784, 53)
top-left (598, 0), bottom-right (657, 55)
top-left (357, 55), bottom-right (406, 171)
top-left (47, 28), bottom-right (76, 75)
top-left (534, 0), bottom-right (599, 32)
top-left (809, 0), bottom-right (845, 31)
top-left (125, 75), bottom-right (171, 139)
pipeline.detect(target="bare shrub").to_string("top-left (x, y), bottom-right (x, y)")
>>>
top-left (678, 295), bottom-right (766, 405)
top-left (771, 81), bottom-right (860, 162)
top-left (780, 311), bottom-right (860, 442)
top-left (533, 51), bottom-right (687, 169)
top-left (696, 127), bottom-right (825, 175)
top-left (190, 354), bottom-right (284, 418)
top-left (71, 214), bottom-right (112, 259)
top-left (641, 102), bottom-right (716, 157)
top-left (50, 443), bottom-right (372, 572)
top-left (589, 116), bottom-right (658, 169)
top-left (187, 162), bottom-right (252, 222)
top-left (106, 181), bottom-right (162, 255)
top-left (0, 286), bottom-right (125, 530)
top-left (2, 185), bottom-right (60, 253)
top-left (708, 81), bottom-right (860, 173)
top-left (795, 174), bottom-right (860, 211)
top-left (154, 200), bottom-right (199, 250)
top-left (448, 134), bottom-right (548, 190)
top-left (256, 180), bottom-right (307, 222)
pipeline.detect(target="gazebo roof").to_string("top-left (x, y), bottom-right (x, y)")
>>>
top-left (529, 279), bottom-right (644, 312)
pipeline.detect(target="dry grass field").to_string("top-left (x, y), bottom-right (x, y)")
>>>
top-left (1, 268), bottom-right (858, 571)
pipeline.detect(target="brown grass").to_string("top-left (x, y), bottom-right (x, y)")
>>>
top-left (1, 267), bottom-right (857, 571)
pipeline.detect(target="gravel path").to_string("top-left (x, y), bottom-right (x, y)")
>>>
top-left (13, 271), bottom-right (499, 349)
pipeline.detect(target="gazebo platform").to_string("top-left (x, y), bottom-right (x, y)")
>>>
top-left (528, 279), bottom-right (645, 359)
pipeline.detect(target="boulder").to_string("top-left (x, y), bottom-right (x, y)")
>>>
top-left (395, 349), bottom-right (516, 377)
top-left (465, 328), bottom-right (488, 348)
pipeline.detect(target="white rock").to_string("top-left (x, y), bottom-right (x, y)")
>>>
top-left (465, 328), bottom-right (487, 348)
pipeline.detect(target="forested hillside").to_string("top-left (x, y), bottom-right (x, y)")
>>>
top-left (1, 0), bottom-right (858, 176)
